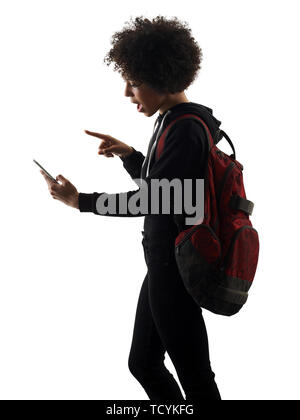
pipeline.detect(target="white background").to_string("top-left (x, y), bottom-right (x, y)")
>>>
top-left (0, 0), bottom-right (299, 400)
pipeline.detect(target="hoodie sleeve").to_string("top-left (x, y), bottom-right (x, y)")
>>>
top-left (78, 119), bottom-right (208, 217)
top-left (119, 147), bottom-right (145, 181)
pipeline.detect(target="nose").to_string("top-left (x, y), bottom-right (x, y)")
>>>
top-left (124, 82), bottom-right (133, 98)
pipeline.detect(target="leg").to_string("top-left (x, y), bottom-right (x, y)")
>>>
top-left (128, 273), bottom-right (184, 400)
top-left (147, 259), bottom-right (222, 401)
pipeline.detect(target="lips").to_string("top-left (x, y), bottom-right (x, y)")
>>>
top-left (131, 101), bottom-right (144, 112)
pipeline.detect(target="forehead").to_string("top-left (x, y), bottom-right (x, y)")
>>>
top-left (122, 74), bottom-right (141, 84)
top-left (122, 74), bottom-right (132, 82)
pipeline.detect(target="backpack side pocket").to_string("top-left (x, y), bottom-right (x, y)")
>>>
top-left (213, 225), bottom-right (259, 315)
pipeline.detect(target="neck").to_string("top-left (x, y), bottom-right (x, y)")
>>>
top-left (159, 91), bottom-right (190, 115)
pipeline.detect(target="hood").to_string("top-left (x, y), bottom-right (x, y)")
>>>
top-left (142, 101), bottom-right (222, 180)
top-left (155, 101), bottom-right (222, 141)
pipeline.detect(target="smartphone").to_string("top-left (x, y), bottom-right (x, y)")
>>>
top-left (33, 159), bottom-right (59, 183)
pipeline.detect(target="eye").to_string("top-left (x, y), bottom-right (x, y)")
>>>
top-left (128, 81), bottom-right (142, 88)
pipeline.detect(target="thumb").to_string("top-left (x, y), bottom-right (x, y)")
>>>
top-left (103, 144), bottom-right (119, 153)
top-left (56, 174), bottom-right (68, 184)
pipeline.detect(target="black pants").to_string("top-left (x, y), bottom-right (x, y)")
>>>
top-left (128, 230), bottom-right (221, 401)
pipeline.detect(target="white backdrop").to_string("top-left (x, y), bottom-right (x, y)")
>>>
top-left (0, 0), bottom-right (299, 400)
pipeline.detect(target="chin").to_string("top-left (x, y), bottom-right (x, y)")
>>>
top-left (144, 109), bottom-right (155, 117)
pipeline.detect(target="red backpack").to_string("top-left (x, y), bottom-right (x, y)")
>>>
top-left (155, 114), bottom-right (260, 316)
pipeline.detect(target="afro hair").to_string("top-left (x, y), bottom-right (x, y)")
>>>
top-left (103, 15), bottom-right (203, 94)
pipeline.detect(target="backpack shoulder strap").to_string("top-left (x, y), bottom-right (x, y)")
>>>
top-left (154, 113), bottom-right (216, 233)
top-left (155, 113), bottom-right (215, 160)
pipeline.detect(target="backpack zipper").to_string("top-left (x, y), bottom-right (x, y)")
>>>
top-left (216, 161), bottom-right (235, 214)
top-left (175, 224), bottom-right (220, 255)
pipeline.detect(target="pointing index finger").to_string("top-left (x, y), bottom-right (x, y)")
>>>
top-left (84, 130), bottom-right (110, 139)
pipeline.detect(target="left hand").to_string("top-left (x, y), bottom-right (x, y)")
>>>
top-left (40, 170), bottom-right (79, 209)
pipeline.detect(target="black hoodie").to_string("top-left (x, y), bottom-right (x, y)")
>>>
top-left (78, 101), bottom-right (222, 236)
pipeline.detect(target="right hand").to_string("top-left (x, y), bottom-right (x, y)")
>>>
top-left (84, 130), bottom-right (134, 159)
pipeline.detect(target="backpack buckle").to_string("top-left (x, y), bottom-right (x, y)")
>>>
top-left (230, 194), bottom-right (254, 216)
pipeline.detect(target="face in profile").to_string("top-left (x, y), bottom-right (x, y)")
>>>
top-left (123, 78), bottom-right (168, 117)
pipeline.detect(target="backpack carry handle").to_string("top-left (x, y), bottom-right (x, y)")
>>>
top-left (214, 129), bottom-right (236, 160)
